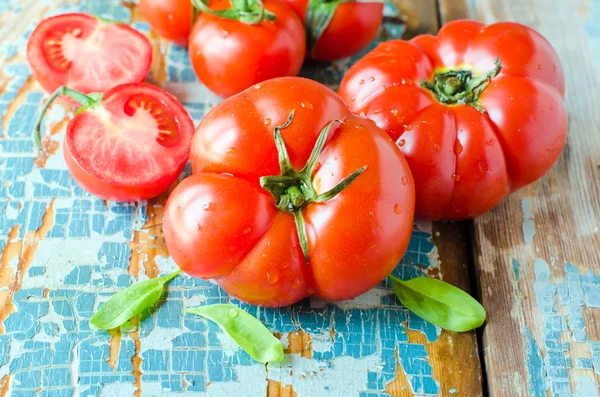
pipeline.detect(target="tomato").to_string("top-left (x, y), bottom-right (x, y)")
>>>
top-left (279, 0), bottom-right (383, 61)
top-left (27, 13), bottom-right (152, 96)
top-left (338, 20), bottom-right (567, 220)
top-left (33, 84), bottom-right (194, 202)
top-left (188, 0), bottom-right (305, 98)
top-left (163, 77), bottom-right (415, 307)
top-left (139, 0), bottom-right (194, 45)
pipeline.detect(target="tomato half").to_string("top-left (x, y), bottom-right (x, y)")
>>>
top-left (339, 20), bottom-right (567, 220)
top-left (188, 0), bottom-right (305, 98)
top-left (57, 83), bottom-right (194, 201)
top-left (279, 0), bottom-right (383, 61)
top-left (163, 77), bottom-right (415, 307)
top-left (139, 0), bottom-right (194, 45)
top-left (27, 13), bottom-right (152, 96)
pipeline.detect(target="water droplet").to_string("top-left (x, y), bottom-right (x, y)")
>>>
top-left (403, 124), bottom-right (413, 131)
top-left (226, 147), bottom-right (236, 154)
top-left (401, 176), bottom-right (408, 185)
top-left (254, 84), bottom-right (261, 89)
top-left (314, 162), bottom-right (321, 170)
top-left (222, 30), bottom-right (229, 38)
top-left (394, 204), bottom-right (402, 214)
top-left (452, 173), bottom-right (461, 181)
top-left (398, 139), bottom-right (406, 147)
top-left (433, 144), bottom-right (441, 151)
top-left (292, 277), bottom-right (301, 289)
top-left (266, 271), bottom-right (280, 285)
top-left (242, 227), bottom-right (252, 235)
top-left (316, 177), bottom-right (322, 183)
top-left (485, 138), bottom-right (494, 146)
top-left (369, 76), bottom-right (375, 82)
top-left (264, 118), bottom-right (271, 126)
top-left (197, 224), bottom-right (204, 231)
top-left (333, 157), bottom-right (338, 161)
top-left (228, 308), bottom-right (239, 318)
top-left (330, 172), bottom-right (334, 177)
top-left (536, 64), bottom-right (542, 70)
top-left (203, 202), bottom-right (216, 211)
top-left (453, 139), bottom-right (464, 155)
top-left (479, 161), bottom-right (490, 171)
top-left (374, 109), bottom-right (383, 114)
top-left (307, 288), bottom-right (316, 295)
top-left (390, 109), bottom-right (399, 117)
top-left (351, 96), bottom-right (356, 102)
top-left (359, 79), bottom-right (364, 85)
top-left (301, 102), bottom-right (313, 110)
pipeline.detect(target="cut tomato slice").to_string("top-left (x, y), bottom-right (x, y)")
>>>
top-left (64, 83), bottom-right (195, 201)
top-left (27, 13), bottom-right (152, 95)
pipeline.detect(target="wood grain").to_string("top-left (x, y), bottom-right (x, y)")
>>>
top-left (440, 0), bottom-right (600, 395)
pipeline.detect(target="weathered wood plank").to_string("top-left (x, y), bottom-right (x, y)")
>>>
top-left (440, 0), bottom-right (600, 395)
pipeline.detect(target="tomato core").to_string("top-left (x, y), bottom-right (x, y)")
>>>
top-left (421, 59), bottom-right (502, 112)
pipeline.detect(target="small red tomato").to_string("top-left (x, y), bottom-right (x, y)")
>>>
top-left (139, 0), bottom-right (194, 46)
top-left (279, 0), bottom-right (383, 61)
top-left (339, 20), bottom-right (567, 220)
top-left (33, 84), bottom-right (195, 202)
top-left (27, 13), bottom-right (152, 96)
top-left (163, 77), bottom-right (415, 307)
top-left (188, 0), bottom-right (305, 98)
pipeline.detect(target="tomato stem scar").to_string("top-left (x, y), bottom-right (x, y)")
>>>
top-left (421, 58), bottom-right (502, 113)
top-left (260, 110), bottom-right (367, 264)
top-left (32, 86), bottom-right (100, 152)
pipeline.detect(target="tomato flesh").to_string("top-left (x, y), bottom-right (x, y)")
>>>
top-left (64, 83), bottom-right (194, 202)
top-left (163, 77), bottom-right (415, 307)
top-left (339, 20), bottom-right (567, 220)
top-left (27, 13), bottom-right (152, 95)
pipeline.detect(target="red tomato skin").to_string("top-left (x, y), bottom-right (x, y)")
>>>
top-left (26, 13), bottom-right (152, 96)
top-left (139, 0), bottom-right (193, 45)
top-left (63, 83), bottom-right (195, 202)
top-left (338, 20), bottom-right (567, 220)
top-left (188, 0), bottom-right (305, 98)
top-left (163, 77), bottom-right (415, 306)
top-left (280, 0), bottom-right (383, 61)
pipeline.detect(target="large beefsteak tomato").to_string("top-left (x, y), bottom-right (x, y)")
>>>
top-left (163, 77), bottom-right (415, 307)
top-left (339, 20), bottom-right (567, 220)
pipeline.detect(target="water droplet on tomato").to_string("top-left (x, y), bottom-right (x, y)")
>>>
top-left (222, 30), bottom-right (229, 37)
top-left (307, 288), bottom-right (316, 295)
top-left (453, 139), bottom-right (464, 155)
top-left (374, 109), bottom-right (383, 114)
top-left (203, 202), bottom-right (216, 211)
top-left (351, 97), bottom-right (356, 102)
top-left (401, 176), bottom-right (408, 185)
top-left (485, 138), bottom-right (494, 146)
top-left (228, 308), bottom-right (239, 318)
top-left (314, 162), bottom-right (321, 171)
top-left (330, 172), bottom-right (334, 177)
top-left (403, 124), bottom-right (413, 131)
top-left (226, 148), bottom-right (236, 154)
top-left (394, 204), bottom-right (402, 214)
top-left (316, 177), bottom-right (322, 183)
top-left (266, 271), bottom-right (280, 285)
top-left (168, 14), bottom-right (174, 20)
top-left (197, 224), bottom-right (204, 231)
top-left (390, 109), bottom-right (399, 117)
top-left (301, 102), bottom-right (313, 110)
top-left (479, 161), bottom-right (490, 171)
top-left (264, 118), bottom-right (271, 126)
top-left (333, 157), bottom-right (337, 161)
top-left (536, 64), bottom-right (542, 70)
top-left (433, 144), bottom-right (440, 151)
top-left (292, 277), bottom-right (301, 289)
top-left (452, 173), bottom-right (461, 181)
top-left (359, 79), bottom-right (364, 85)
top-left (369, 76), bottom-right (375, 82)
top-left (254, 84), bottom-right (261, 89)
top-left (242, 227), bottom-right (252, 235)
top-left (398, 139), bottom-right (406, 147)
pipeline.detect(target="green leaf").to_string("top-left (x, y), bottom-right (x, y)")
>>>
top-left (390, 275), bottom-right (486, 332)
top-left (89, 270), bottom-right (181, 330)
top-left (186, 304), bottom-right (284, 363)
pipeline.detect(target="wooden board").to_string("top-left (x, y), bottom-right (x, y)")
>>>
top-left (0, 1), bottom-right (484, 396)
top-left (440, 0), bottom-right (600, 395)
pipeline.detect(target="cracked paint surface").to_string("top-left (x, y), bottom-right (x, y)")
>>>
top-left (0, 1), bottom-right (449, 396)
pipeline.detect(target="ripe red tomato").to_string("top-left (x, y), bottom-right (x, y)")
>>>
top-left (339, 20), bottom-right (567, 220)
top-left (139, 0), bottom-right (194, 46)
top-left (34, 84), bottom-right (194, 202)
top-left (27, 13), bottom-right (152, 96)
top-left (188, 0), bottom-right (305, 98)
top-left (163, 77), bottom-right (415, 307)
top-left (279, 0), bottom-right (383, 61)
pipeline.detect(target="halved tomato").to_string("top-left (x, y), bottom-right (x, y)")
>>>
top-left (27, 13), bottom-right (152, 95)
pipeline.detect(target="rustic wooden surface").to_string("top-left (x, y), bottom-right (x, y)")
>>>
top-left (440, 0), bottom-right (600, 396)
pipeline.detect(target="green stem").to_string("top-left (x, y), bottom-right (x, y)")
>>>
top-left (191, 0), bottom-right (276, 24)
top-left (293, 210), bottom-right (309, 265)
top-left (32, 86), bottom-right (95, 151)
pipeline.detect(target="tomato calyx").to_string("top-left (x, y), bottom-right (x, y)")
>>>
top-left (305, 0), bottom-right (384, 58)
top-left (192, 0), bottom-right (276, 24)
top-left (421, 58), bottom-right (502, 113)
top-left (32, 86), bottom-right (102, 151)
top-left (260, 110), bottom-right (367, 264)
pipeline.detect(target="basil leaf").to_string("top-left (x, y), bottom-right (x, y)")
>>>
top-left (186, 304), bottom-right (284, 363)
top-left (89, 270), bottom-right (181, 330)
top-left (390, 275), bottom-right (486, 332)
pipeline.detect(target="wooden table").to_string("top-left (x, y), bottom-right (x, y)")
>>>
top-left (0, 0), bottom-right (598, 396)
